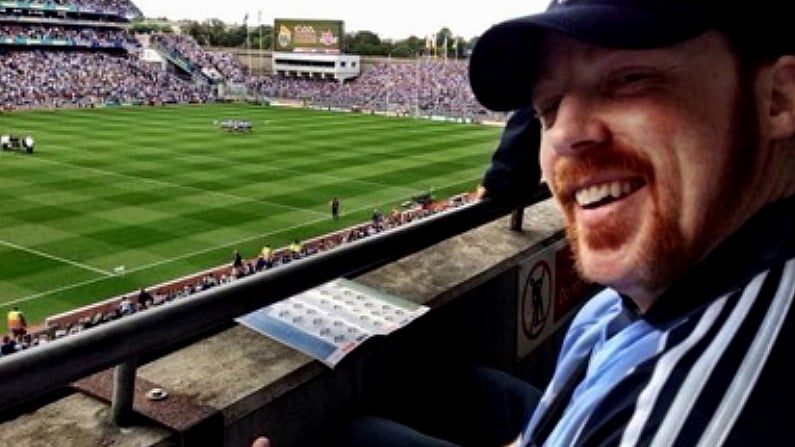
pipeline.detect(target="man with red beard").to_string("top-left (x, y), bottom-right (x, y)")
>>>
top-left (466, 0), bottom-right (795, 446)
top-left (256, 2), bottom-right (795, 446)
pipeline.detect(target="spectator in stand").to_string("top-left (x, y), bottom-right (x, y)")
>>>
top-left (289, 239), bottom-right (304, 260)
top-left (136, 288), bottom-right (153, 309)
top-left (1, 335), bottom-right (18, 356)
top-left (255, 254), bottom-right (268, 272)
top-left (389, 206), bottom-right (402, 228)
top-left (232, 249), bottom-right (243, 277)
top-left (6, 307), bottom-right (27, 337)
top-left (371, 209), bottom-right (384, 230)
top-left (17, 333), bottom-right (33, 350)
top-left (119, 296), bottom-right (134, 315)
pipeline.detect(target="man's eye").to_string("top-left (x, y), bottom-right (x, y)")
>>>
top-left (618, 72), bottom-right (652, 84)
top-left (533, 101), bottom-right (559, 129)
top-left (606, 71), bottom-right (660, 95)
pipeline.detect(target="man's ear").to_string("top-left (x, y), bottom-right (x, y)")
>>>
top-left (768, 56), bottom-right (795, 140)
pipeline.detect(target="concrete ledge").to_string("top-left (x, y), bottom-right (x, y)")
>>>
top-left (0, 393), bottom-right (173, 447)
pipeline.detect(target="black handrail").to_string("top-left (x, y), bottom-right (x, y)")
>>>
top-left (0, 187), bottom-right (551, 411)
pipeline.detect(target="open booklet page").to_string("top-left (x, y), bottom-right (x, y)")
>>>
top-left (236, 278), bottom-right (429, 367)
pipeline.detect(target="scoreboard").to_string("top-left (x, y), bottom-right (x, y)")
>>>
top-left (274, 19), bottom-right (344, 54)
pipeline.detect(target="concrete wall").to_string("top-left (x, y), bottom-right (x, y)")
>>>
top-left (0, 199), bottom-right (583, 447)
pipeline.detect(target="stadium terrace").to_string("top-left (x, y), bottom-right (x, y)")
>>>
top-left (1, 2), bottom-right (500, 119)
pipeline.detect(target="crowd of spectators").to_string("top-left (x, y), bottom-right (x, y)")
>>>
top-left (208, 51), bottom-right (247, 82)
top-left (337, 60), bottom-right (488, 116)
top-left (245, 60), bottom-right (504, 119)
top-left (0, 25), bottom-right (138, 48)
top-left (146, 33), bottom-right (502, 118)
top-left (0, 43), bottom-right (499, 118)
top-left (247, 76), bottom-right (338, 102)
top-left (0, 49), bottom-right (213, 110)
top-left (1, 333), bottom-right (48, 356)
top-left (1, 20), bottom-right (501, 117)
top-left (150, 34), bottom-right (249, 83)
top-left (151, 34), bottom-right (218, 77)
top-left (2, 307), bottom-right (48, 358)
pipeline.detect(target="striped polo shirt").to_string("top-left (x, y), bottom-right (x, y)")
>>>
top-left (522, 194), bottom-right (795, 447)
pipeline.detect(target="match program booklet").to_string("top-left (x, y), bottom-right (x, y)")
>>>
top-left (236, 279), bottom-right (429, 367)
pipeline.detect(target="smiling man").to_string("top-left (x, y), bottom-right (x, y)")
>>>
top-left (533, 31), bottom-right (760, 310)
top-left (258, 2), bottom-right (794, 446)
top-left (468, 0), bottom-right (795, 446)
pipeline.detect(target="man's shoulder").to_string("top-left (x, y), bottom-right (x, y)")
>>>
top-left (591, 258), bottom-right (795, 446)
top-left (570, 288), bottom-right (623, 330)
top-left (556, 288), bottom-right (623, 359)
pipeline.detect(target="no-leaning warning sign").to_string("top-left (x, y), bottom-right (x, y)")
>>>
top-left (517, 239), bottom-right (593, 359)
top-left (521, 259), bottom-right (553, 341)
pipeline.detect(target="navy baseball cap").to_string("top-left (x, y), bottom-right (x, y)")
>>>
top-left (469, 0), bottom-right (776, 112)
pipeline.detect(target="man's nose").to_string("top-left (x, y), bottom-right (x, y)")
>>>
top-left (545, 94), bottom-right (608, 155)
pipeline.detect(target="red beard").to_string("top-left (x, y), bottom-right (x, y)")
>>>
top-left (552, 142), bottom-right (688, 292)
top-left (547, 62), bottom-right (761, 299)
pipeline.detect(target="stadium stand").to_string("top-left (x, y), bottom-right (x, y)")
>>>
top-left (0, 50), bottom-right (213, 109)
top-left (0, 0), bottom-right (212, 110)
top-left (141, 30), bottom-right (504, 119)
top-left (1, 0), bottom-right (500, 120)
top-left (145, 31), bottom-right (497, 118)
top-left (150, 33), bottom-right (249, 84)
top-left (0, 24), bottom-right (137, 47)
top-left (246, 60), bottom-right (502, 119)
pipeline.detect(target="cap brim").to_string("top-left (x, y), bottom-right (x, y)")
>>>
top-left (469, 4), bottom-right (707, 112)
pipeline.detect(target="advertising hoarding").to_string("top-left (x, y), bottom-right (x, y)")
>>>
top-left (274, 19), bottom-right (344, 54)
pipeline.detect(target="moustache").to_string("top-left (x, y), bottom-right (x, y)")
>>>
top-left (553, 146), bottom-right (655, 203)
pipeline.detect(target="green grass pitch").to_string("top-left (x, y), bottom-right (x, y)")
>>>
top-left (0, 103), bottom-right (502, 330)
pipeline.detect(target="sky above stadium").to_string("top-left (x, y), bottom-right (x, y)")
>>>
top-left (132, 0), bottom-right (549, 39)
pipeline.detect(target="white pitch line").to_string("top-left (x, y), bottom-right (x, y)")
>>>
top-left (0, 239), bottom-right (112, 276)
top-left (0, 176), bottom-right (481, 308)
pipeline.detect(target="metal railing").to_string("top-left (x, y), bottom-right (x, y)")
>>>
top-left (0, 186), bottom-right (551, 415)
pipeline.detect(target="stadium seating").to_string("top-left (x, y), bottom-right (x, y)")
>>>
top-left (1, 1), bottom-right (500, 119)
top-left (0, 0), bottom-right (210, 110)
top-left (150, 34), bottom-right (247, 83)
top-left (248, 60), bottom-right (501, 118)
top-left (0, 50), bottom-right (212, 109)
